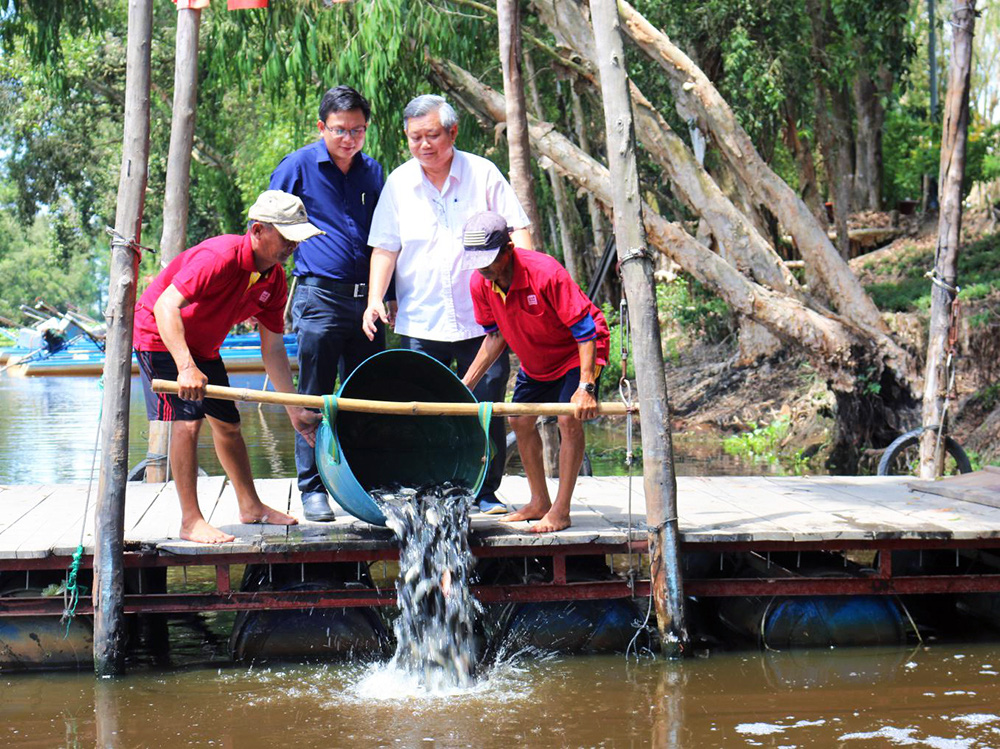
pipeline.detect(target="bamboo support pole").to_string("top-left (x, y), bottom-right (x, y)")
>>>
top-left (151, 379), bottom-right (636, 417)
top-left (590, 0), bottom-right (688, 656)
top-left (94, 0), bottom-right (153, 677)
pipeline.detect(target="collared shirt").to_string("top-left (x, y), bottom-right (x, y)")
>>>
top-left (270, 140), bottom-right (385, 283)
top-left (470, 248), bottom-right (610, 381)
top-left (133, 232), bottom-right (287, 359)
top-left (367, 149), bottom-right (529, 341)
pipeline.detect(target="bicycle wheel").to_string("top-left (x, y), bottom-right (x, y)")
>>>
top-left (877, 427), bottom-right (972, 476)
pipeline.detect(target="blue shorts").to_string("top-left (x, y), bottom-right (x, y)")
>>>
top-left (512, 367), bottom-right (601, 405)
top-left (136, 350), bottom-right (240, 423)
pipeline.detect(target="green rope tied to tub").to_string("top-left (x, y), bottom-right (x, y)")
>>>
top-left (476, 401), bottom-right (494, 489)
top-left (63, 376), bottom-right (102, 636)
top-left (322, 394), bottom-right (340, 464)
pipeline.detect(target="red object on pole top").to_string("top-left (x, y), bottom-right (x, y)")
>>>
top-left (173, 0), bottom-right (269, 7)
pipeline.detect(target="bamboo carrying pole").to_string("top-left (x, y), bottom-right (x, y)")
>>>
top-left (94, 0), bottom-right (153, 677)
top-left (590, 0), bottom-right (688, 656)
top-left (151, 379), bottom-right (636, 417)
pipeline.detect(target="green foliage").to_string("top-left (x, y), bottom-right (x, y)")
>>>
top-left (0, 191), bottom-right (97, 320)
top-left (864, 233), bottom-right (1000, 312)
top-left (656, 276), bottom-right (733, 344)
top-left (723, 416), bottom-right (814, 473)
top-left (882, 102), bottom-right (939, 207)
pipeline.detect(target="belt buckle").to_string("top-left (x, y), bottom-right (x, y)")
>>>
top-left (353, 283), bottom-right (365, 298)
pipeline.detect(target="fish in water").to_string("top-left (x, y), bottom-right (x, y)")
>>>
top-left (371, 481), bottom-right (480, 690)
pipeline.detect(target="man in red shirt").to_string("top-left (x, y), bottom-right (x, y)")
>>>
top-left (460, 211), bottom-right (610, 533)
top-left (135, 190), bottom-right (323, 544)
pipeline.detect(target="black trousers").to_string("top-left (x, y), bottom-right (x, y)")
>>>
top-left (293, 283), bottom-right (384, 495)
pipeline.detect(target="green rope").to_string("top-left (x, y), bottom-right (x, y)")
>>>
top-left (322, 394), bottom-right (340, 464)
top-left (476, 401), bottom-right (495, 488)
top-left (63, 376), bottom-right (103, 636)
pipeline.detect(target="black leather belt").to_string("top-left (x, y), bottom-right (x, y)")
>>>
top-left (298, 275), bottom-right (368, 298)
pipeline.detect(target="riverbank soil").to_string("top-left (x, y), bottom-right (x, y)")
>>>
top-left (661, 209), bottom-right (1000, 473)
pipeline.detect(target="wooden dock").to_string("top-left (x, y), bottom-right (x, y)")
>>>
top-left (3, 473), bottom-right (1000, 615)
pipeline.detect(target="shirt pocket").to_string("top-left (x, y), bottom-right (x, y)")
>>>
top-left (448, 198), bottom-right (481, 237)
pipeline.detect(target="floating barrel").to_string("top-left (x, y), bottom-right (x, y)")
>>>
top-left (0, 588), bottom-right (93, 670)
top-left (229, 564), bottom-right (389, 662)
top-left (498, 599), bottom-right (643, 654)
top-left (315, 349), bottom-right (490, 526)
top-left (717, 595), bottom-right (908, 649)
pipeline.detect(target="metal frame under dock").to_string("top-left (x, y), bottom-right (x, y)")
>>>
top-left (3, 473), bottom-right (1000, 617)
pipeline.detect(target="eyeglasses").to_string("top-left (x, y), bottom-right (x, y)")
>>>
top-left (324, 124), bottom-right (367, 139)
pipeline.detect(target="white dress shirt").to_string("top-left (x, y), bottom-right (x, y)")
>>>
top-left (368, 149), bottom-right (530, 342)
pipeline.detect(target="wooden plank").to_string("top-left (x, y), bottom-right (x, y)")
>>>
top-left (130, 476), bottom-right (225, 545)
top-left (756, 476), bottom-right (956, 538)
top-left (909, 469), bottom-right (1000, 509)
top-left (472, 476), bottom-right (627, 546)
top-left (0, 485), bottom-right (60, 542)
top-left (795, 476), bottom-right (1000, 540)
top-left (700, 476), bottom-right (898, 542)
top-left (10, 485), bottom-right (91, 559)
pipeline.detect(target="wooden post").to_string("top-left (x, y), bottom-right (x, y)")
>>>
top-left (93, 0), bottom-right (153, 677)
top-left (498, 0), bottom-right (557, 470)
top-left (147, 5), bottom-right (200, 482)
top-left (144, 420), bottom-right (170, 483)
top-left (497, 0), bottom-right (544, 251)
top-left (589, 0), bottom-right (688, 656)
top-left (920, 1), bottom-right (977, 478)
top-left (160, 5), bottom-right (201, 265)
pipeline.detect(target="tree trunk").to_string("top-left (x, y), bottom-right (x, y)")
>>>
top-left (782, 102), bottom-right (826, 226)
top-left (920, 0), bottom-right (977, 478)
top-left (589, 0), bottom-right (687, 657)
top-left (824, 81), bottom-right (855, 260)
top-left (531, 0), bottom-right (803, 300)
top-left (160, 6), bottom-right (200, 265)
top-left (429, 56), bottom-right (901, 392)
top-left (613, 0), bottom-right (889, 338)
top-left (498, 0), bottom-right (544, 250)
top-left (525, 52), bottom-right (585, 281)
top-left (94, 0), bottom-right (153, 678)
top-left (853, 69), bottom-right (884, 211)
top-left (570, 85), bottom-right (608, 278)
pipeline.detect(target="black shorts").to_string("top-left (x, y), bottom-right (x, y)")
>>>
top-left (512, 366), bottom-right (602, 405)
top-left (136, 350), bottom-right (240, 423)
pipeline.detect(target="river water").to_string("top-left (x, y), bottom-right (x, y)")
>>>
top-left (3, 375), bottom-right (1000, 747)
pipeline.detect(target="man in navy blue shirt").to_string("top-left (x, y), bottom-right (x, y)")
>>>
top-left (270, 85), bottom-right (386, 521)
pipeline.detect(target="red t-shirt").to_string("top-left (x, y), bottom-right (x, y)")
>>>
top-left (470, 248), bottom-right (610, 381)
top-left (133, 232), bottom-right (287, 359)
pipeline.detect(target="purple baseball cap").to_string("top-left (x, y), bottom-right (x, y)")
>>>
top-left (459, 211), bottom-right (512, 270)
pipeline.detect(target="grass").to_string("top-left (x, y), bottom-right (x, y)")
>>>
top-left (863, 232), bottom-right (1000, 312)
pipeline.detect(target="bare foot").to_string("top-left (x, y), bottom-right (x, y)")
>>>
top-left (528, 510), bottom-right (571, 534)
top-left (181, 518), bottom-right (236, 544)
top-left (240, 504), bottom-right (299, 526)
top-left (499, 499), bottom-right (551, 523)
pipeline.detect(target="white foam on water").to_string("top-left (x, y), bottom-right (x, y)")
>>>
top-left (838, 726), bottom-right (976, 748)
top-left (951, 714), bottom-right (1000, 727)
top-left (348, 655), bottom-right (537, 705)
top-left (735, 723), bottom-right (787, 736)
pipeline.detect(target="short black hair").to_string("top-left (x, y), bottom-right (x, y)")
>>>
top-left (319, 85), bottom-right (371, 123)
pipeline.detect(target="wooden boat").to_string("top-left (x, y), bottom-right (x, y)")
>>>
top-left (3, 332), bottom-right (298, 377)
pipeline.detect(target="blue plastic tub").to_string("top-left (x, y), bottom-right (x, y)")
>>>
top-left (314, 349), bottom-right (490, 525)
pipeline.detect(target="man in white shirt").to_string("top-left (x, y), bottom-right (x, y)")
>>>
top-left (363, 94), bottom-right (531, 513)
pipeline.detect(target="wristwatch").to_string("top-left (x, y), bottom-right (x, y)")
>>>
top-left (577, 382), bottom-right (596, 395)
